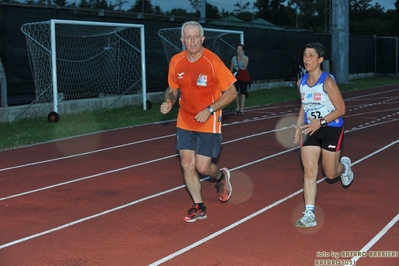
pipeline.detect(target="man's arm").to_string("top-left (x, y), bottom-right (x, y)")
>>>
top-left (160, 87), bottom-right (179, 114)
top-left (210, 84), bottom-right (237, 111)
top-left (165, 87), bottom-right (178, 105)
top-left (194, 84), bottom-right (237, 122)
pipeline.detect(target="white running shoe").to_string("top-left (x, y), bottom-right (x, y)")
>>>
top-left (296, 210), bottom-right (317, 228)
top-left (340, 156), bottom-right (354, 186)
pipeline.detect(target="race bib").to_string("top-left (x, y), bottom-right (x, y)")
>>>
top-left (304, 106), bottom-right (331, 124)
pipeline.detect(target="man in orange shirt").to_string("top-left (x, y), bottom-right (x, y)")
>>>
top-left (160, 21), bottom-right (237, 222)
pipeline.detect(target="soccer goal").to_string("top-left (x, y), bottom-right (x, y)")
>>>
top-left (158, 27), bottom-right (244, 67)
top-left (21, 19), bottom-right (147, 121)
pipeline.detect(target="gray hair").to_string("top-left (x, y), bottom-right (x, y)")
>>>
top-left (181, 21), bottom-right (204, 38)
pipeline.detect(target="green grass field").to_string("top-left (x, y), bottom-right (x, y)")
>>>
top-left (1, 75), bottom-right (398, 151)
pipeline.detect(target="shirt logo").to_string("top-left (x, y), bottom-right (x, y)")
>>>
top-left (313, 92), bottom-right (322, 101)
top-left (197, 74), bottom-right (207, 86)
top-left (177, 72), bottom-right (185, 79)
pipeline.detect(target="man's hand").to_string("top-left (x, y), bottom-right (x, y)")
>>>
top-left (194, 108), bottom-right (212, 123)
top-left (160, 99), bottom-right (173, 114)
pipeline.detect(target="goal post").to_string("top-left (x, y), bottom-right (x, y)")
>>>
top-left (158, 27), bottom-right (244, 67)
top-left (21, 19), bottom-right (147, 120)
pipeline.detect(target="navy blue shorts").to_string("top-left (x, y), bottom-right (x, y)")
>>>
top-left (301, 126), bottom-right (344, 152)
top-left (176, 128), bottom-right (222, 158)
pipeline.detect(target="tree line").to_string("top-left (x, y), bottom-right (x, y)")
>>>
top-left (5, 0), bottom-right (399, 36)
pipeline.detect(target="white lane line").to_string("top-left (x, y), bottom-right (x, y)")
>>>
top-left (0, 134), bottom-right (176, 172)
top-left (2, 88), bottom-right (397, 172)
top-left (148, 189), bottom-right (305, 266)
top-left (2, 117), bottom-right (397, 202)
top-left (0, 183), bottom-right (186, 250)
top-left (149, 141), bottom-right (399, 265)
top-left (349, 140), bottom-right (399, 164)
top-left (1, 141), bottom-right (396, 257)
top-left (0, 127), bottom-right (293, 201)
top-left (149, 176), bottom-right (334, 266)
top-left (0, 89), bottom-right (397, 252)
top-left (0, 148), bottom-right (298, 249)
top-left (0, 154), bottom-right (178, 201)
top-left (345, 88), bottom-right (399, 101)
top-left (350, 213), bottom-right (399, 263)
top-left (0, 114), bottom-right (290, 172)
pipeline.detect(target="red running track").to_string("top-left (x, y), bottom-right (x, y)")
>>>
top-left (0, 85), bottom-right (398, 266)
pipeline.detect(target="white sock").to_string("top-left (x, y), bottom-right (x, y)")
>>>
top-left (305, 205), bottom-right (315, 213)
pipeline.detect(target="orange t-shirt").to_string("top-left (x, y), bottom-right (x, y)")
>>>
top-left (168, 48), bottom-right (236, 134)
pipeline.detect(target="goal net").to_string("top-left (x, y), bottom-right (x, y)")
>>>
top-left (21, 19), bottom-right (147, 116)
top-left (158, 27), bottom-right (244, 67)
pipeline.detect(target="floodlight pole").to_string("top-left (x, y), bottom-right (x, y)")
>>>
top-left (331, 0), bottom-right (349, 83)
top-left (200, 0), bottom-right (206, 23)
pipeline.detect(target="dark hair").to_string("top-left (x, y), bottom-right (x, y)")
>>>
top-left (236, 44), bottom-right (245, 50)
top-left (304, 42), bottom-right (325, 58)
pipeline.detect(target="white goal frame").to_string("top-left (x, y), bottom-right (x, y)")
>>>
top-left (158, 27), bottom-right (244, 66)
top-left (21, 19), bottom-right (147, 117)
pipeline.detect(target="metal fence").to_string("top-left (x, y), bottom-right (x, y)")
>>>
top-left (0, 3), bottom-right (397, 107)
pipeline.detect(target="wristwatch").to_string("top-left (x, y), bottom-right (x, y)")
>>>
top-left (320, 118), bottom-right (327, 127)
top-left (207, 106), bottom-right (215, 115)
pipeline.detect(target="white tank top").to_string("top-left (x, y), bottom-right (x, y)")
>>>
top-left (299, 72), bottom-right (344, 127)
top-left (232, 56), bottom-right (247, 70)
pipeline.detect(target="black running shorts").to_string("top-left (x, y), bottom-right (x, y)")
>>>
top-left (301, 126), bottom-right (344, 152)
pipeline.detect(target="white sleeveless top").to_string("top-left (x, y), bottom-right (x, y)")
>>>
top-left (232, 56), bottom-right (247, 70)
top-left (299, 72), bottom-right (344, 127)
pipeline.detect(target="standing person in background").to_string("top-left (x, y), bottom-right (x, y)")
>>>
top-left (160, 21), bottom-right (237, 223)
top-left (294, 42), bottom-right (354, 228)
top-left (230, 44), bottom-right (249, 115)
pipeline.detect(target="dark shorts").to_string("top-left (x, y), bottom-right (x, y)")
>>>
top-left (235, 80), bottom-right (248, 95)
top-left (301, 126), bottom-right (344, 152)
top-left (176, 128), bottom-right (222, 158)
